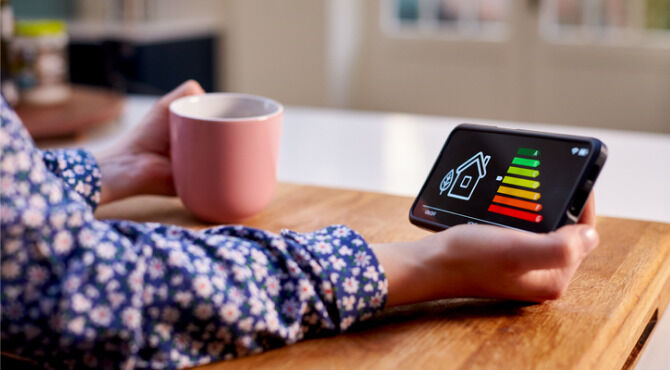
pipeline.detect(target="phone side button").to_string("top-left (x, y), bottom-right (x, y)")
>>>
top-left (582, 179), bottom-right (594, 195)
top-left (569, 180), bottom-right (593, 215)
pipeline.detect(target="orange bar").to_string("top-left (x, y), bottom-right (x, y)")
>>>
top-left (497, 185), bottom-right (541, 201)
top-left (492, 195), bottom-right (542, 212)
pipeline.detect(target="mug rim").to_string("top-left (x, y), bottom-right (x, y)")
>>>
top-left (169, 92), bottom-right (283, 123)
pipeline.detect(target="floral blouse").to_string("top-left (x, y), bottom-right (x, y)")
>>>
top-left (0, 97), bottom-right (388, 369)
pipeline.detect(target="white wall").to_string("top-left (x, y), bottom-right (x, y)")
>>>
top-left (221, 0), bottom-right (670, 133)
top-left (224, 0), bottom-right (330, 106)
top-left (353, 1), bottom-right (670, 133)
top-left (222, 0), bottom-right (366, 108)
top-left (353, 0), bottom-right (522, 123)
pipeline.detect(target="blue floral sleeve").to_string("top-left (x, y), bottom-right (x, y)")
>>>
top-left (41, 148), bottom-right (101, 210)
top-left (0, 97), bottom-right (388, 369)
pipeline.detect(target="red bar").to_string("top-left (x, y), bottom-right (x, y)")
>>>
top-left (488, 204), bottom-right (543, 223)
top-left (492, 195), bottom-right (542, 212)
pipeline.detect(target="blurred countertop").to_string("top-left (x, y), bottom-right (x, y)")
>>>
top-left (67, 19), bottom-right (222, 43)
top-left (68, 94), bottom-right (670, 224)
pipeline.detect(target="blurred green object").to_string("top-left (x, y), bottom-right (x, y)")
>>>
top-left (12, 19), bottom-right (69, 105)
top-left (15, 20), bottom-right (66, 37)
top-left (647, 0), bottom-right (670, 29)
top-left (11, 0), bottom-right (71, 19)
top-left (397, 0), bottom-right (419, 22)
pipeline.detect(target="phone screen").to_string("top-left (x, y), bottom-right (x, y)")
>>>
top-left (411, 125), bottom-right (603, 233)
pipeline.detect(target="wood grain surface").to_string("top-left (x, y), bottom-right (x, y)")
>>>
top-left (97, 183), bottom-right (670, 370)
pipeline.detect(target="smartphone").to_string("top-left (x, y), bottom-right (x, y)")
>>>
top-left (409, 124), bottom-right (607, 233)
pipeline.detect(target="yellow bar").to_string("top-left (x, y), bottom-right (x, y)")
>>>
top-left (502, 176), bottom-right (540, 189)
top-left (497, 185), bottom-right (541, 201)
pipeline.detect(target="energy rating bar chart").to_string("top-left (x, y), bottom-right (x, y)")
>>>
top-left (489, 147), bottom-right (544, 223)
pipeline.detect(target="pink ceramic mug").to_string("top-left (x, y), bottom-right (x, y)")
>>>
top-left (169, 93), bottom-right (283, 223)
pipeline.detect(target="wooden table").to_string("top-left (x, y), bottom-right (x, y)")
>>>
top-left (96, 183), bottom-right (670, 370)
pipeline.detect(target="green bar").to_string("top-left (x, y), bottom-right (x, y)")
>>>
top-left (517, 148), bottom-right (539, 157)
top-left (507, 166), bottom-right (539, 178)
top-left (502, 176), bottom-right (540, 189)
top-left (512, 157), bottom-right (540, 167)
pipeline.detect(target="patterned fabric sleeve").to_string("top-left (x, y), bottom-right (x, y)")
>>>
top-left (0, 97), bottom-right (388, 369)
top-left (41, 149), bottom-right (101, 210)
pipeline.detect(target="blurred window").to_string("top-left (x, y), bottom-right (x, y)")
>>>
top-left (540, 0), bottom-right (670, 44)
top-left (385, 0), bottom-right (510, 39)
top-left (386, 0), bottom-right (670, 45)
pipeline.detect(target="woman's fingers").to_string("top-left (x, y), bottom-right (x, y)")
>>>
top-left (130, 80), bottom-right (206, 155)
top-left (512, 225), bottom-right (599, 300)
top-left (459, 224), bottom-right (599, 301)
top-left (450, 223), bottom-right (599, 272)
top-left (578, 191), bottom-right (596, 226)
top-left (379, 220), bottom-right (601, 305)
top-left (513, 269), bottom-right (573, 301)
top-left (506, 224), bottom-right (599, 271)
top-left (158, 80), bottom-right (206, 109)
top-left (496, 224), bottom-right (599, 301)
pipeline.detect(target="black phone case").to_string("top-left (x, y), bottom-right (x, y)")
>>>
top-left (409, 124), bottom-right (608, 233)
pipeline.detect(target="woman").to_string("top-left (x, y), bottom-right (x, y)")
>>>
top-left (0, 81), bottom-right (598, 368)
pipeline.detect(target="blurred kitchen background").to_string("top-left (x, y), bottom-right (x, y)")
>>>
top-left (2, 0), bottom-right (670, 133)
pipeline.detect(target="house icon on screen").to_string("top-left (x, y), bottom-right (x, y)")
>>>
top-left (447, 151), bottom-right (491, 201)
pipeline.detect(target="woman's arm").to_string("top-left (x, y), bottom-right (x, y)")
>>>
top-left (88, 79), bottom-right (599, 307)
top-left (373, 196), bottom-right (598, 306)
top-left (1, 95), bottom-right (386, 368)
top-left (1, 80), bottom-right (600, 368)
top-left (78, 79), bottom-right (601, 346)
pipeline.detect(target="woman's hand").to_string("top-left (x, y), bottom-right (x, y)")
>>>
top-left (373, 194), bottom-right (599, 306)
top-left (95, 80), bottom-right (205, 205)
